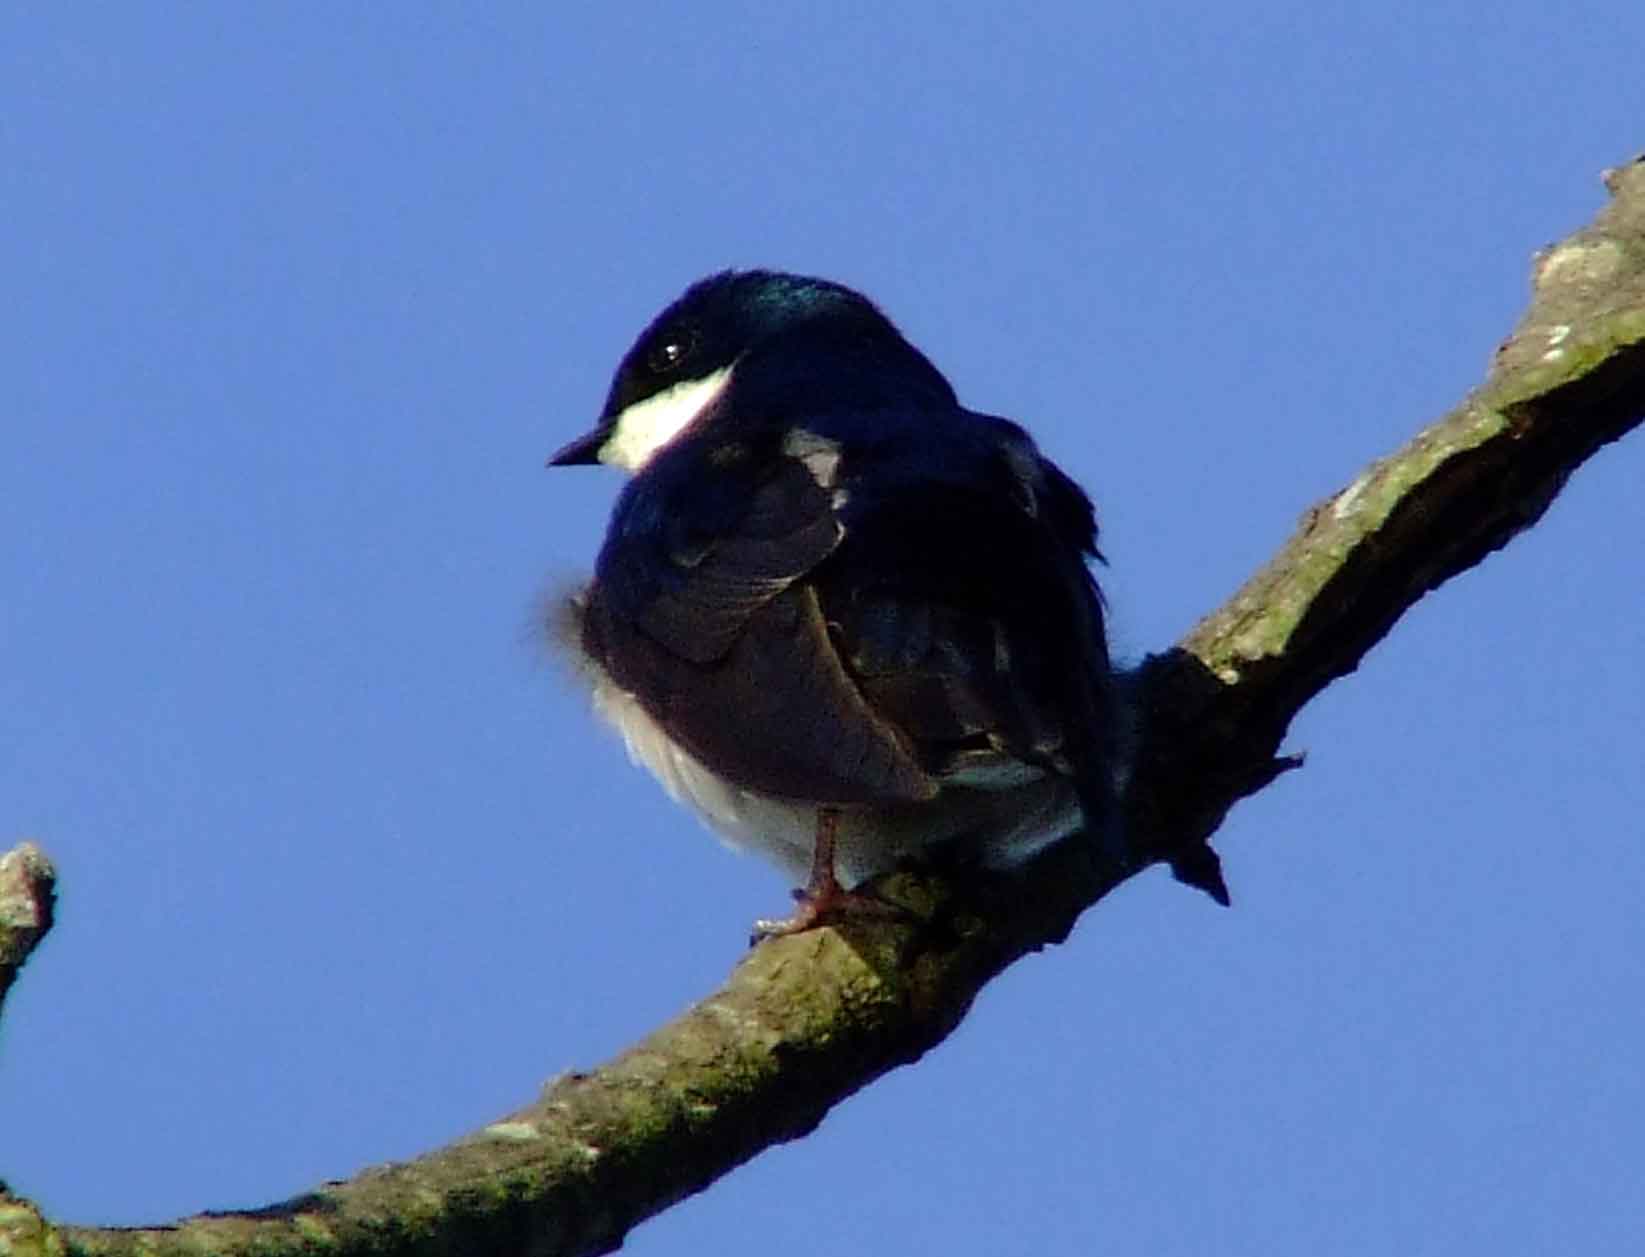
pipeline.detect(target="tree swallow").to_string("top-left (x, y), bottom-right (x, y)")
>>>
top-left (550, 270), bottom-right (1226, 935)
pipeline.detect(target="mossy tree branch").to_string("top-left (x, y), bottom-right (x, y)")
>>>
top-left (5, 156), bottom-right (1643, 1257)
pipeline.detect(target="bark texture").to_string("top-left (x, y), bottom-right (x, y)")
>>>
top-left (4, 156), bottom-right (1644, 1257)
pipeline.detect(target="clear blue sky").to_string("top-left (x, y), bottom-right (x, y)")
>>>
top-left (4, 6), bottom-right (1642, 1254)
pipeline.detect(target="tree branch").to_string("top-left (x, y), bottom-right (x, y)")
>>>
top-left (0, 841), bottom-right (55, 1023)
top-left (8, 156), bottom-right (1644, 1257)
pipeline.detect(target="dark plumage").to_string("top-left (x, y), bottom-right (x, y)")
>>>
top-left (550, 270), bottom-right (1223, 933)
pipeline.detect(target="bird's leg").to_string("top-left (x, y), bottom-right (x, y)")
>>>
top-left (751, 807), bottom-right (847, 940)
top-left (753, 806), bottom-right (917, 941)
top-left (802, 804), bottom-right (845, 905)
top-left (751, 809), bottom-right (920, 942)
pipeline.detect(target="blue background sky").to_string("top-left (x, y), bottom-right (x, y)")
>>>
top-left (4, 6), bottom-right (1642, 1254)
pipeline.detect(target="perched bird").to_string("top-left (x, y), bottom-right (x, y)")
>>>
top-left (550, 270), bottom-right (1225, 935)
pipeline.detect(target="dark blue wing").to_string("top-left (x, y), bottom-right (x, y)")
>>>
top-left (815, 412), bottom-right (1118, 814)
top-left (580, 430), bottom-right (938, 804)
top-left (579, 406), bottom-right (1115, 816)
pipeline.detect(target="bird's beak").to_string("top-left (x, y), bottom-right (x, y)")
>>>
top-left (547, 427), bottom-right (606, 467)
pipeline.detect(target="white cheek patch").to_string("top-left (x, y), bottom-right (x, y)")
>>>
top-left (599, 367), bottom-right (733, 472)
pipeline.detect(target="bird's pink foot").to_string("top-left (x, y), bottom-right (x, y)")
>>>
top-left (749, 807), bottom-right (909, 941)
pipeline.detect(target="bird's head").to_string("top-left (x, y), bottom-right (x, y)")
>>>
top-left (548, 270), bottom-right (946, 473)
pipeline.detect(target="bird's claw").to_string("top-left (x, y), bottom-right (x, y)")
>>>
top-left (749, 880), bottom-right (914, 944)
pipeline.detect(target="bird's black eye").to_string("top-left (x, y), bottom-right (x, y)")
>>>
top-left (646, 326), bottom-right (698, 375)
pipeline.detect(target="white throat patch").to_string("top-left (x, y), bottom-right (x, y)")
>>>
top-left (599, 366), bottom-right (733, 473)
